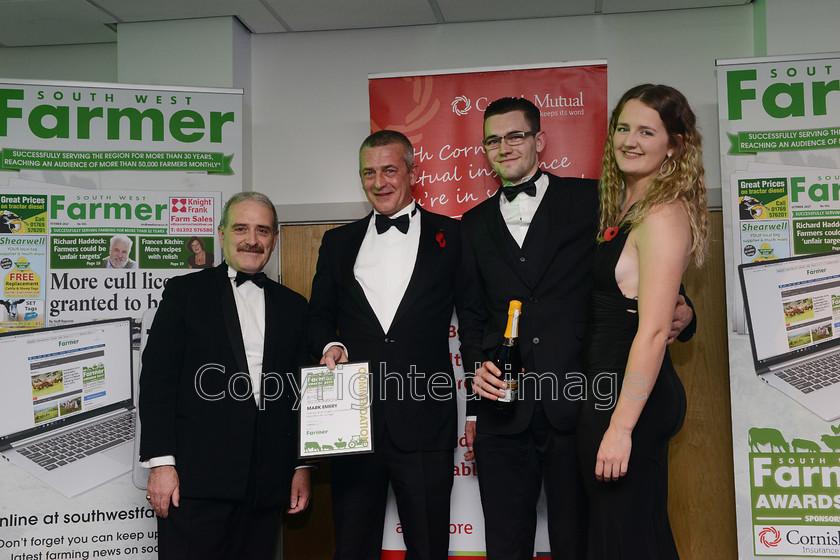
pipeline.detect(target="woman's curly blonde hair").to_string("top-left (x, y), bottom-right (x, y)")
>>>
top-left (599, 84), bottom-right (709, 266)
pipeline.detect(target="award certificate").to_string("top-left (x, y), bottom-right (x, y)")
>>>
top-left (298, 361), bottom-right (373, 458)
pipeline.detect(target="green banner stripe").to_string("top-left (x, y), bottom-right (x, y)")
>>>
top-left (0, 149), bottom-right (233, 174)
top-left (729, 127), bottom-right (840, 154)
top-left (51, 227), bottom-right (167, 234)
top-left (792, 210), bottom-right (840, 218)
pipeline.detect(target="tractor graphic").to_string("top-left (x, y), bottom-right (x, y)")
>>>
top-left (348, 435), bottom-right (368, 448)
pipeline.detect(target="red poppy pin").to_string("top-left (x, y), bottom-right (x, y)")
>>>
top-left (436, 231), bottom-right (446, 248)
top-left (603, 226), bottom-right (619, 242)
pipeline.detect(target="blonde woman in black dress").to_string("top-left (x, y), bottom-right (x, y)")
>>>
top-left (576, 84), bottom-right (709, 559)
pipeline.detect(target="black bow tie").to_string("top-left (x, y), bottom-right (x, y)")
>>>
top-left (502, 171), bottom-right (542, 202)
top-left (375, 212), bottom-right (412, 234)
top-left (234, 270), bottom-right (267, 288)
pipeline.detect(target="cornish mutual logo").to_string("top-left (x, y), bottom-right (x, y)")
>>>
top-left (451, 96), bottom-right (471, 116)
top-left (759, 526), bottom-right (782, 547)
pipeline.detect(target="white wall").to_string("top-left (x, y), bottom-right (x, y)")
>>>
top-left (251, 5), bottom-right (754, 212)
top-left (0, 43), bottom-right (116, 83)
top-left (117, 17), bottom-right (245, 89)
top-left (764, 0), bottom-right (840, 56)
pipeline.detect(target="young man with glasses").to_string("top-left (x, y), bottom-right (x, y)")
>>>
top-left (458, 97), bottom-right (694, 559)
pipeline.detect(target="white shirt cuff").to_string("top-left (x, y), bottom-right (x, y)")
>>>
top-left (323, 342), bottom-right (348, 359)
top-left (465, 416), bottom-right (477, 422)
top-left (141, 455), bottom-right (176, 469)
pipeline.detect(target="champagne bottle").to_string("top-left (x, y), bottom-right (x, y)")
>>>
top-left (490, 300), bottom-right (522, 415)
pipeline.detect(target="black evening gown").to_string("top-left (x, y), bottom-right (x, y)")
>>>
top-left (576, 225), bottom-right (686, 559)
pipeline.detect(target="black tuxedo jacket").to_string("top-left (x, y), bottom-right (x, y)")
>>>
top-left (138, 264), bottom-right (308, 507)
top-left (460, 173), bottom-right (600, 434)
top-left (308, 207), bottom-right (461, 452)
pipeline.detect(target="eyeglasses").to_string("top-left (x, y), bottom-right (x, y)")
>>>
top-left (482, 131), bottom-right (537, 150)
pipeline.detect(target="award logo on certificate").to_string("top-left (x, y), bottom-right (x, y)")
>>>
top-left (298, 361), bottom-right (373, 458)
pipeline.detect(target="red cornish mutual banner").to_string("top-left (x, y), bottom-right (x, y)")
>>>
top-left (370, 62), bottom-right (608, 559)
top-left (368, 61), bottom-right (608, 218)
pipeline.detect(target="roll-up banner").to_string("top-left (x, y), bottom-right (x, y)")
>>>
top-left (0, 79), bottom-right (241, 559)
top-left (718, 53), bottom-right (840, 558)
top-left (370, 61), bottom-right (608, 559)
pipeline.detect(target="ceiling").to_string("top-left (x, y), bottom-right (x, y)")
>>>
top-left (0, 0), bottom-right (752, 48)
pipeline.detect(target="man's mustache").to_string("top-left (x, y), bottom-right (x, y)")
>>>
top-left (237, 244), bottom-right (264, 253)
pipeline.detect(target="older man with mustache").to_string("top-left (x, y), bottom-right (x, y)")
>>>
top-left (139, 191), bottom-right (311, 559)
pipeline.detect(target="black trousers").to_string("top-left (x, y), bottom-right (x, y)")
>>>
top-left (330, 430), bottom-right (454, 560)
top-left (474, 402), bottom-right (587, 560)
top-left (157, 495), bottom-right (281, 560)
top-left (157, 418), bottom-right (285, 560)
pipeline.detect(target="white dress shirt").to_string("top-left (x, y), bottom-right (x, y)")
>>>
top-left (229, 266), bottom-right (312, 472)
top-left (498, 172), bottom-right (549, 247)
top-left (354, 201), bottom-right (420, 333)
top-left (226, 265), bottom-right (267, 405)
